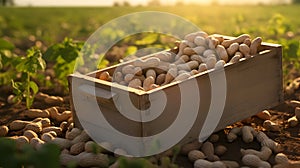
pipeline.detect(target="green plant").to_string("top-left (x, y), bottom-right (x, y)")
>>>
top-left (12, 48), bottom-right (46, 109)
top-left (43, 38), bottom-right (84, 91)
top-left (0, 38), bottom-right (18, 85)
top-left (0, 138), bottom-right (60, 168)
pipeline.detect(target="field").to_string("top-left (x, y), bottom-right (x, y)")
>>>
top-left (0, 4), bottom-right (300, 168)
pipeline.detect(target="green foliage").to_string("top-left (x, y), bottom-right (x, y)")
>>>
top-left (0, 38), bottom-right (17, 85)
top-left (118, 157), bottom-right (155, 168)
top-left (12, 48), bottom-right (45, 108)
top-left (44, 38), bottom-right (83, 90)
top-left (0, 138), bottom-right (60, 168)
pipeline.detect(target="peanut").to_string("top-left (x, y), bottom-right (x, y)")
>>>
top-left (242, 154), bottom-right (271, 168)
top-left (146, 69), bottom-right (157, 79)
top-left (288, 116), bottom-right (299, 127)
top-left (227, 42), bottom-right (239, 56)
top-left (194, 159), bottom-right (226, 168)
top-left (256, 131), bottom-right (282, 153)
top-left (85, 141), bottom-right (103, 153)
top-left (44, 96), bottom-right (64, 105)
top-left (214, 60), bottom-right (226, 70)
top-left (203, 49), bottom-right (216, 58)
top-left (227, 127), bottom-right (241, 142)
top-left (221, 34), bottom-right (251, 48)
top-left (113, 71), bottom-right (123, 83)
top-left (209, 134), bottom-right (219, 143)
top-left (242, 126), bottom-right (254, 143)
top-left (66, 128), bottom-right (82, 140)
top-left (274, 153), bottom-right (300, 168)
top-left (255, 110), bottom-right (271, 120)
top-left (143, 76), bottom-right (155, 91)
top-left (9, 136), bottom-right (29, 147)
top-left (124, 73), bottom-right (135, 83)
top-left (60, 152), bottom-right (109, 167)
top-left (156, 74), bottom-right (166, 85)
top-left (0, 125), bottom-right (8, 137)
top-left (216, 45), bottom-right (228, 62)
top-left (133, 67), bottom-right (143, 76)
top-left (24, 109), bottom-right (50, 118)
top-left (154, 51), bottom-right (174, 62)
top-left (243, 38), bottom-right (252, 46)
top-left (229, 54), bottom-right (241, 64)
top-left (207, 37), bottom-right (219, 49)
top-left (198, 63), bottom-right (208, 73)
top-left (134, 57), bottom-right (160, 68)
top-left (9, 120), bottom-right (31, 131)
top-left (70, 142), bottom-right (85, 155)
top-left (71, 130), bottom-right (90, 145)
top-left (128, 78), bottom-right (142, 89)
top-left (221, 160), bottom-right (239, 168)
top-left (30, 137), bottom-right (45, 150)
top-left (193, 46), bottom-right (206, 55)
top-left (190, 54), bottom-right (204, 64)
top-left (214, 145), bottom-right (227, 156)
top-left (263, 120), bottom-right (280, 132)
top-left (206, 56), bottom-right (217, 69)
top-left (183, 47), bottom-right (197, 56)
top-left (42, 126), bottom-right (62, 136)
top-left (41, 132), bottom-right (55, 142)
top-left (188, 150), bottom-right (206, 162)
top-left (194, 36), bottom-right (207, 47)
top-left (241, 146), bottom-right (272, 161)
top-left (121, 64), bottom-right (135, 74)
top-left (25, 118), bottom-right (51, 133)
top-left (172, 72), bottom-right (191, 82)
top-left (201, 141), bottom-right (219, 161)
top-left (288, 100), bottom-right (300, 108)
top-left (23, 130), bottom-right (38, 140)
top-left (99, 71), bottom-right (110, 81)
top-left (239, 43), bottom-right (251, 58)
top-left (60, 121), bottom-right (68, 133)
top-left (51, 137), bottom-right (72, 149)
top-left (180, 140), bottom-right (202, 155)
top-left (250, 37), bottom-right (262, 55)
top-left (163, 64), bottom-right (178, 85)
top-left (177, 60), bottom-right (199, 71)
top-left (185, 31), bottom-right (208, 42)
top-left (47, 107), bottom-right (72, 122)
top-left (173, 55), bottom-right (189, 65)
top-left (295, 107), bottom-right (300, 120)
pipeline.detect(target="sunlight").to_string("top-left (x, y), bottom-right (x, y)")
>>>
top-left (14, 0), bottom-right (292, 6)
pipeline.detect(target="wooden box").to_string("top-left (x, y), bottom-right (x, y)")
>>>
top-left (68, 37), bottom-right (283, 156)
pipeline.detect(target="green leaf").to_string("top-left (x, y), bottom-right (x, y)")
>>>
top-left (135, 33), bottom-right (158, 45)
top-left (125, 46), bottom-right (137, 56)
top-left (29, 81), bottom-right (39, 94)
top-left (0, 39), bottom-right (15, 50)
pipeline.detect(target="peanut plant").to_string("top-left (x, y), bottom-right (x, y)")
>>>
top-left (12, 48), bottom-right (46, 109)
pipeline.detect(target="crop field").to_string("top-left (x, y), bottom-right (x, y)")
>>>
top-left (0, 4), bottom-right (300, 168)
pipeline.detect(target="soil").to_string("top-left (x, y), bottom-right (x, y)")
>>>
top-left (0, 76), bottom-right (300, 168)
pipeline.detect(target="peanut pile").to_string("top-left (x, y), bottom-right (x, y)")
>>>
top-left (1, 92), bottom-right (300, 167)
top-left (99, 31), bottom-right (263, 91)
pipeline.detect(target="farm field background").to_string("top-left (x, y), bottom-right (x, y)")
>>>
top-left (1, 4), bottom-right (300, 168)
top-left (1, 5), bottom-right (300, 83)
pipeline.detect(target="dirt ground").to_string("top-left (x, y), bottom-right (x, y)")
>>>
top-left (0, 75), bottom-right (300, 167)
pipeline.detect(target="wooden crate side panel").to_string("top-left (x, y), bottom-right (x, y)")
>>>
top-left (216, 48), bottom-right (282, 131)
top-left (69, 74), bottom-right (144, 137)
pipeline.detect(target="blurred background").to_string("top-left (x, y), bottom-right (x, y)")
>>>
top-left (0, 0), bottom-right (299, 94)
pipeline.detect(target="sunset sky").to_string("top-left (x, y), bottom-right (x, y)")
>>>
top-left (15, 0), bottom-right (291, 6)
